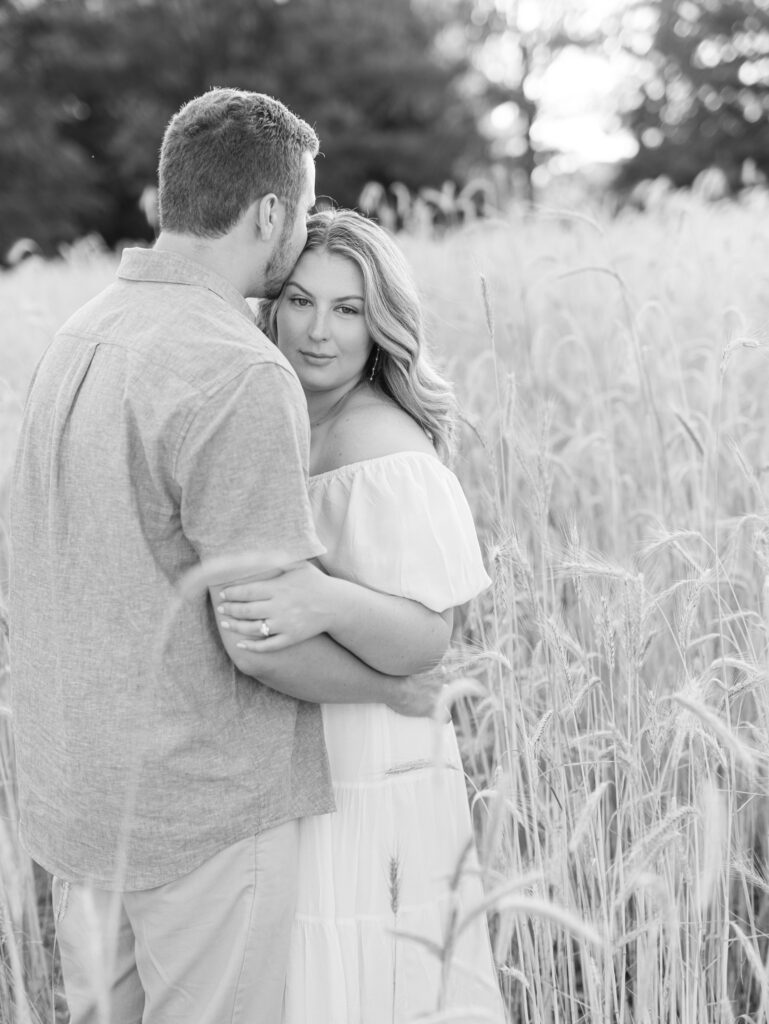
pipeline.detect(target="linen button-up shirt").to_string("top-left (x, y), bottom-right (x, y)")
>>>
top-left (10, 247), bottom-right (334, 890)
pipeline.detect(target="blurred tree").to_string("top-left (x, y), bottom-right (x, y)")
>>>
top-left (0, 0), bottom-right (493, 257)
top-left (429, 0), bottom-right (600, 202)
top-left (616, 0), bottom-right (769, 191)
top-left (0, 0), bottom-right (109, 257)
top-left (266, 0), bottom-right (491, 209)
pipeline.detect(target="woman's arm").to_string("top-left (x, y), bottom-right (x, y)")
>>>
top-left (210, 584), bottom-right (445, 716)
top-left (216, 562), bottom-right (452, 675)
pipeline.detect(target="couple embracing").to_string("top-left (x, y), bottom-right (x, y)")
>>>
top-left (9, 89), bottom-right (506, 1023)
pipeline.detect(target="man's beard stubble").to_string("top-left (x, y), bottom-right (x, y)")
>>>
top-left (262, 216), bottom-right (299, 299)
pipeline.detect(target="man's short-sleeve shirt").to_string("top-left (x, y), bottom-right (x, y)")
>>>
top-left (9, 247), bottom-right (334, 890)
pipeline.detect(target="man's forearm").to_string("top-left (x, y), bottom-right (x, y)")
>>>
top-left (232, 630), bottom-right (404, 706)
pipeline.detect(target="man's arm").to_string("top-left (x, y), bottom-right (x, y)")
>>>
top-left (209, 585), bottom-right (443, 718)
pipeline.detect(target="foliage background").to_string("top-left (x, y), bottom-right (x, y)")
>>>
top-left (0, 0), bottom-right (494, 255)
top-left (6, 0), bottom-right (769, 259)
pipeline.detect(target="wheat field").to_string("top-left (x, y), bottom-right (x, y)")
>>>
top-left (3, 192), bottom-right (769, 1022)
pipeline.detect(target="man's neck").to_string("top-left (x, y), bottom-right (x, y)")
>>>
top-left (155, 230), bottom-right (257, 296)
top-left (154, 230), bottom-right (227, 273)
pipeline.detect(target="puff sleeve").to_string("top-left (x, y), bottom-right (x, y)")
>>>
top-left (308, 453), bottom-right (490, 613)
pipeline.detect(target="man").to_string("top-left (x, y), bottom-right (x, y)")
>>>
top-left (10, 88), bottom-right (442, 1024)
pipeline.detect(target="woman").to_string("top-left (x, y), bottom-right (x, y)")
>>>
top-left (218, 210), bottom-right (505, 1023)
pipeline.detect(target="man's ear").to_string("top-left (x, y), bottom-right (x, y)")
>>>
top-left (254, 193), bottom-right (280, 241)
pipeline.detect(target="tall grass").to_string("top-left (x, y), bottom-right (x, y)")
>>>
top-left (3, 195), bottom-right (769, 1021)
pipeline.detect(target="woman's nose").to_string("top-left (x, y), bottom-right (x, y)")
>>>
top-left (309, 311), bottom-right (329, 342)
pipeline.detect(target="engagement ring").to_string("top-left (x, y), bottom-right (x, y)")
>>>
top-left (259, 619), bottom-right (271, 638)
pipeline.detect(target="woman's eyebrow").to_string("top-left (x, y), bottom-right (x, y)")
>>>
top-left (284, 279), bottom-right (309, 293)
top-left (285, 281), bottom-right (364, 302)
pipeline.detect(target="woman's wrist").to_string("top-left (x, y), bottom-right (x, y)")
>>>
top-left (320, 574), bottom-right (359, 637)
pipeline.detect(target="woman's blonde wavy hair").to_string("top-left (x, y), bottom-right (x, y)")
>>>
top-left (257, 209), bottom-right (457, 462)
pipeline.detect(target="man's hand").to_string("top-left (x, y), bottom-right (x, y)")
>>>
top-left (385, 665), bottom-right (446, 719)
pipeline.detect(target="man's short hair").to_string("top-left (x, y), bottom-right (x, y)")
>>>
top-left (158, 88), bottom-right (319, 237)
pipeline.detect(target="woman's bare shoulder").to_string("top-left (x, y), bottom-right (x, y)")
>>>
top-left (323, 391), bottom-right (434, 470)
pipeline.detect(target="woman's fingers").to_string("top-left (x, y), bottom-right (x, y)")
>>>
top-left (218, 582), bottom-right (272, 603)
top-left (235, 636), bottom-right (288, 652)
top-left (220, 615), bottom-right (274, 638)
top-left (216, 600), bottom-right (269, 621)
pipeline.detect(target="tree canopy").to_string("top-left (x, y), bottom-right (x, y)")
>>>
top-left (0, 0), bottom-right (492, 255)
top-left (9, 0), bottom-right (769, 255)
top-left (616, 0), bottom-right (769, 190)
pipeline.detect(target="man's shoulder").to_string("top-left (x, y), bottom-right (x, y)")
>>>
top-left (54, 277), bottom-right (300, 400)
top-left (180, 322), bottom-right (301, 405)
top-left (56, 279), bottom-right (122, 335)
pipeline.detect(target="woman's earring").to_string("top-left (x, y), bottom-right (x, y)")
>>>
top-left (368, 346), bottom-right (380, 383)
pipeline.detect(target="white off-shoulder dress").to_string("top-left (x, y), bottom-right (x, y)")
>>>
top-left (282, 451), bottom-right (505, 1024)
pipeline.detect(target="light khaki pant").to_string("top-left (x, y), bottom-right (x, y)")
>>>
top-left (53, 821), bottom-right (299, 1024)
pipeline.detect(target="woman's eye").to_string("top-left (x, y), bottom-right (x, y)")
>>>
top-left (289, 295), bottom-right (311, 307)
top-left (338, 305), bottom-right (360, 316)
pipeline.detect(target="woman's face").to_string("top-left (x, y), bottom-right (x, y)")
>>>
top-left (275, 249), bottom-right (373, 396)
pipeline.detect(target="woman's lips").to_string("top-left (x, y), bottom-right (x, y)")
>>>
top-left (299, 350), bottom-right (335, 363)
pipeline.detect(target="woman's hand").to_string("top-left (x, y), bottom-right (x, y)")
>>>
top-left (216, 561), bottom-right (335, 651)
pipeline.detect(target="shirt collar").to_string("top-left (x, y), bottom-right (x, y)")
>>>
top-left (117, 246), bottom-right (256, 322)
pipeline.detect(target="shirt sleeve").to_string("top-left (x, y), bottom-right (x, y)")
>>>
top-left (311, 455), bottom-right (491, 612)
top-left (176, 362), bottom-right (324, 575)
